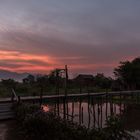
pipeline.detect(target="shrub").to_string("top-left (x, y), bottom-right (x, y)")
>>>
top-left (13, 103), bottom-right (136, 140)
top-left (14, 103), bottom-right (41, 122)
top-left (22, 111), bottom-right (89, 140)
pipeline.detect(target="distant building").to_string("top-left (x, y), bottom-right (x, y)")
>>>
top-left (74, 74), bottom-right (94, 84)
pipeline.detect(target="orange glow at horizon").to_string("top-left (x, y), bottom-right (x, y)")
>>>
top-left (0, 50), bottom-right (52, 63)
top-left (0, 50), bottom-right (57, 73)
top-left (0, 50), bottom-right (134, 75)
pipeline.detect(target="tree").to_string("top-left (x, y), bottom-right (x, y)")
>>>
top-left (36, 75), bottom-right (48, 86)
top-left (94, 73), bottom-right (113, 89)
top-left (36, 75), bottom-right (49, 95)
top-left (48, 69), bottom-right (65, 94)
top-left (23, 74), bottom-right (35, 84)
top-left (114, 57), bottom-right (140, 90)
top-left (48, 69), bottom-right (63, 86)
top-left (1, 79), bottom-right (18, 90)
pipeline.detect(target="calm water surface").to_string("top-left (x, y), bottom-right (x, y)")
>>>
top-left (43, 98), bottom-right (140, 139)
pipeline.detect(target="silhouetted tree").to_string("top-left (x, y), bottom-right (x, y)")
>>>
top-left (94, 73), bottom-right (113, 89)
top-left (48, 69), bottom-right (63, 86)
top-left (114, 57), bottom-right (140, 90)
top-left (1, 79), bottom-right (18, 90)
top-left (36, 75), bottom-right (49, 95)
top-left (23, 74), bottom-right (35, 84)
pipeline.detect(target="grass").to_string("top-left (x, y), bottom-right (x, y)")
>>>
top-left (0, 83), bottom-right (111, 98)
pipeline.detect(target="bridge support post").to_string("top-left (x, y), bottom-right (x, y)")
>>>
top-left (18, 96), bottom-right (21, 104)
top-left (63, 97), bottom-right (66, 120)
top-left (11, 93), bottom-right (14, 102)
top-left (57, 98), bottom-right (60, 116)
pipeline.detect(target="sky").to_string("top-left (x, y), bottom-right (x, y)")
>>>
top-left (0, 0), bottom-right (140, 77)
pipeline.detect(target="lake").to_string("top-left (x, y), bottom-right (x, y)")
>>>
top-left (42, 97), bottom-right (140, 139)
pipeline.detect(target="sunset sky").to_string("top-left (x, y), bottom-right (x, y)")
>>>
top-left (0, 0), bottom-right (140, 77)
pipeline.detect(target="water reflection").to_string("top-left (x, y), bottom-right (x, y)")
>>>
top-left (43, 99), bottom-right (125, 128)
top-left (43, 98), bottom-right (140, 139)
top-left (42, 105), bottom-right (50, 112)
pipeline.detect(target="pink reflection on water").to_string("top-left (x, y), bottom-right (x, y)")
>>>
top-left (42, 105), bottom-right (50, 112)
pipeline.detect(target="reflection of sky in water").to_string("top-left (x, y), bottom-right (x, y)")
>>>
top-left (43, 100), bottom-right (140, 139)
top-left (43, 101), bottom-right (124, 128)
top-left (57, 102), bottom-right (123, 128)
top-left (42, 105), bottom-right (50, 112)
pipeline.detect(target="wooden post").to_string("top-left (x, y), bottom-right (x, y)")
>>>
top-left (110, 100), bottom-right (113, 115)
top-left (120, 91), bottom-right (122, 100)
top-left (66, 101), bottom-right (69, 120)
top-left (97, 101), bottom-right (100, 129)
top-left (65, 65), bottom-right (68, 97)
top-left (131, 91), bottom-right (133, 100)
top-left (93, 104), bottom-right (96, 128)
top-left (81, 107), bottom-right (84, 124)
top-left (55, 70), bottom-right (60, 96)
top-left (54, 101), bottom-right (57, 115)
top-left (71, 101), bottom-right (74, 122)
top-left (63, 97), bottom-right (66, 119)
top-left (101, 103), bottom-right (103, 128)
top-left (106, 102), bottom-right (108, 120)
top-left (137, 92), bottom-right (139, 101)
top-left (18, 96), bottom-right (21, 104)
top-left (57, 98), bottom-right (60, 116)
top-left (11, 92), bottom-right (14, 102)
top-left (33, 92), bottom-right (36, 104)
top-left (80, 83), bottom-right (82, 94)
top-left (119, 98), bottom-right (122, 115)
top-left (88, 99), bottom-right (91, 129)
top-left (106, 89), bottom-right (108, 100)
top-left (79, 98), bottom-right (82, 125)
top-left (114, 104), bottom-right (116, 115)
top-left (40, 88), bottom-right (43, 105)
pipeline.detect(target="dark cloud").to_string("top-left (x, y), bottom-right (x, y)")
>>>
top-left (0, 61), bottom-right (23, 68)
top-left (0, 0), bottom-right (140, 76)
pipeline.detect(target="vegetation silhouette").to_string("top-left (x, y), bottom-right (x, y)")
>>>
top-left (0, 57), bottom-right (140, 97)
top-left (114, 57), bottom-right (140, 90)
top-left (3, 58), bottom-right (140, 140)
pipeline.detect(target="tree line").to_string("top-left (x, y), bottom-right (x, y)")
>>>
top-left (0, 57), bottom-right (140, 97)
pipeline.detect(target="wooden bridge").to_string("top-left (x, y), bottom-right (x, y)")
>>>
top-left (0, 90), bottom-right (140, 120)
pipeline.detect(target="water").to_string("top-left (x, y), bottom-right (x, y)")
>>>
top-left (42, 98), bottom-right (140, 139)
